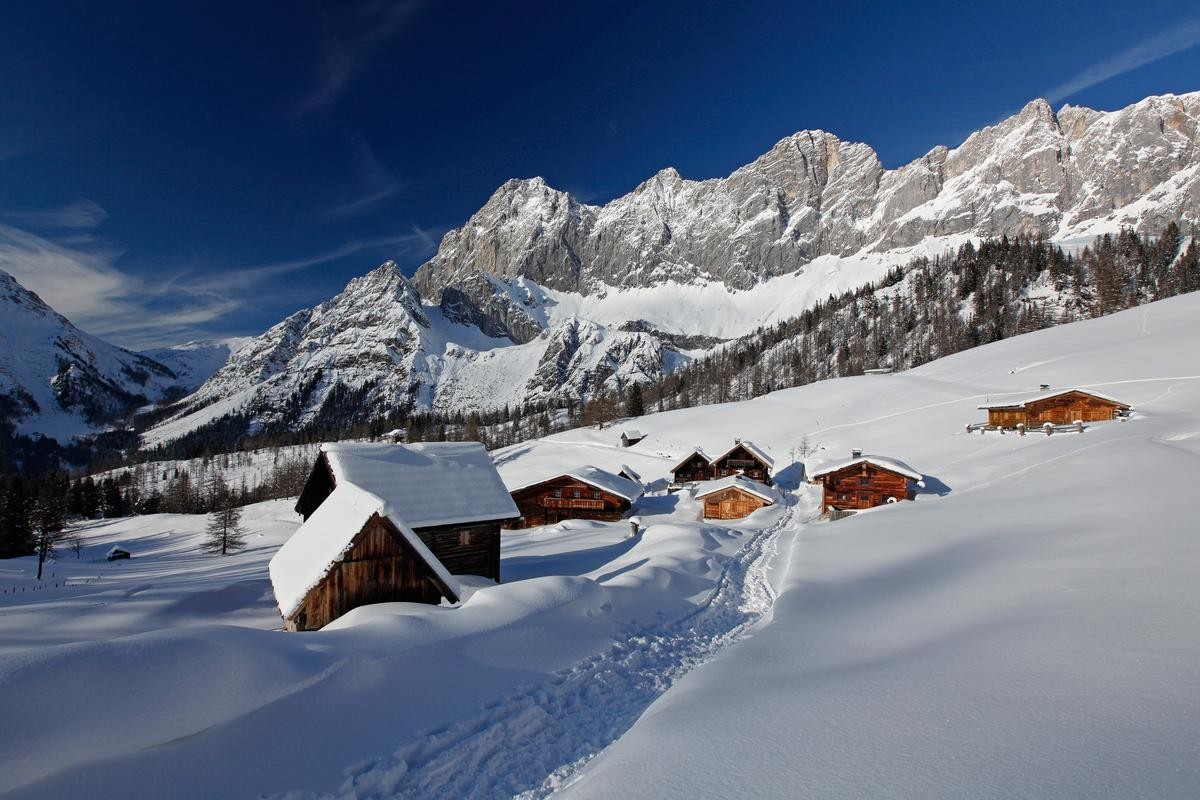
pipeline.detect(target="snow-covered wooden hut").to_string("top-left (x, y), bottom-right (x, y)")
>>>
top-left (617, 464), bottom-right (643, 484)
top-left (669, 447), bottom-right (714, 485)
top-left (708, 439), bottom-right (774, 485)
top-left (507, 466), bottom-right (644, 528)
top-left (978, 389), bottom-right (1130, 428)
top-left (807, 451), bottom-right (923, 515)
top-left (620, 430), bottom-right (645, 447)
top-left (273, 442), bottom-right (520, 630)
top-left (695, 476), bottom-right (776, 520)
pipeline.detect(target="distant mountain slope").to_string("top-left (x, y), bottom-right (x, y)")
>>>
top-left (145, 92), bottom-right (1200, 448)
top-left (0, 269), bottom-right (226, 444)
top-left (140, 338), bottom-right (251, 393)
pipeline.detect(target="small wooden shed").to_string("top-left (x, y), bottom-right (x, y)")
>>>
top-left (695, 476), bottom-right (776, 520)
top-left (272, 441), bottom-right (519, 630)
top-left (978, 389), bottom-right (1130, 428)
top-left (507, 466), bottom-right (644, 528)
top-left (620, 430), bottom-right (645, 447)
top-left (808, 452), bottom-right (923, 515)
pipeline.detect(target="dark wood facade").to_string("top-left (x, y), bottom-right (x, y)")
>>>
top-left (814, 462), bottom-right (914, 514)
top-left (984, 391), bottom-right (1130, 428)
top-left (710, 444), bottom-right (772, 485)
top-left (412, 520), bottom-right (501, 582)
top-left (509, 476), bottom-right (633, 528)
top-left (701, 487), bottom-right (772, 520)
top-left (285, 514), bottom-right (458, 632)
top-left (672, 452), bottom-right (712, 484)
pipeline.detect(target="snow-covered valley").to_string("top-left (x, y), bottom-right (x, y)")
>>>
top-left (2, 293), bottom-right (1199, 798)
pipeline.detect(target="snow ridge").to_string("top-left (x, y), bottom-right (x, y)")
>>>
top-left (277, 494), bottom-right (804, 800)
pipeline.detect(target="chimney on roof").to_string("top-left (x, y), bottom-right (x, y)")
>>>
top-left (1040, 384), bottom-right (1050, 391)
top-left (734, 437), bottom-right (741, 444)
top-left (850, 448), bottom-right (862, 459)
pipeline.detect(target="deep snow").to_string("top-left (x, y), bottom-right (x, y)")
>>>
top-left (1, 293), bottom-right (1199, 798)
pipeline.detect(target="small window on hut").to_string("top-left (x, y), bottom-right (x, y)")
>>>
top-left (458, 531), bottom-right (471, 546)
top-left (859, 492), bottom-right (871, 502)
top-left (573, 490), bottom-right (581, 499)
top-left (859, 476), bottom-right (871, 486)
top-left (553, 489), bottom-right (562, 498)
top-left (593, 490), bottom-right (601, 499)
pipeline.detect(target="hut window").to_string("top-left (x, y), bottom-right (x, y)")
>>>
top-left (859, 476), bottom-right (871, 486)
top-left (458, 531), bottom-right (471, 546)
top-left (553, 489), bottom-right (561, 498)
top-left (573, 490), bottom-right (581, 499)
top-left (593, 490), bottom-right (601, 499)
top-left (859, 492), bottom-right (871, 502)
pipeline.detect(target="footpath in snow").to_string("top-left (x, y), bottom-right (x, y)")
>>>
top-left (277, 492), bottom-right (808, 800)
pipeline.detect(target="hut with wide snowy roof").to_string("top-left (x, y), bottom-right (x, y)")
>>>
top-left (807, 450), bottom-right (923, 515)
top-left (507, 465), bottom-right (644, 528)
top-left (272, 441), bottom-right (519, 631)
top-left (978, 388), bottom-right (1130, 429)
top-left (695, 475), bottom-right (777, 520)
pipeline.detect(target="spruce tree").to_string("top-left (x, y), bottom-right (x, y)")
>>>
top-left (201, 477), bottom-right (246, 555)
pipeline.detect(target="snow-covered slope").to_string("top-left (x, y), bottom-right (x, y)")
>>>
top-left (139, 337), bottom-right (250, 393)
top-left (0, 269), bottom-right (193, 441)
top-left (145, 92), bottom-right (1200, 446)
top-left (3, 293), bottom-right (1199, 799)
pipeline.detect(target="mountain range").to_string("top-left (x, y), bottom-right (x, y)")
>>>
top-left (3, 91), bottom-right (1198, 454)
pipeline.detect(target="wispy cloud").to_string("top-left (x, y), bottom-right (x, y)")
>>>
top-left (0, 222), bottom-right (444, 349)
top-left (1044, 20), bottom-right (1200, 105)
top-left (296, 0), bottom-right (427, 116)
top-left (325, 135), bottom-right (404, 219)
top-left (0, 199), bottom-right (108, 229)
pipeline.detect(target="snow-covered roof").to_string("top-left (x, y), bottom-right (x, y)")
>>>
top-left (269, 482), bottom-right (461, 621)
top-left (708, 439), bottom-right (774, 468)
top-left (807, 455), bottom-right (923, 482)
top-left (669, 448), bottom-right (713, 474)
top-left (322, 441), bottom-right (519, 528)
top-left (618, 463), bottom-right (643, 482)
top-left (621, 430), bottom-right (644, 439)
top-left (507, 465), bottom-right (645, 503)
top-left (978, 388), bottom-right (1131, 410)
top-left (693, 475), bottom-right (777, 504)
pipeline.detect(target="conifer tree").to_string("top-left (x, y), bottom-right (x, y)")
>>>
top-left (202, 477), bottom-right (246, 556)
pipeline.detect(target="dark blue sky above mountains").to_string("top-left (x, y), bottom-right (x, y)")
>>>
top-left (2, 1), bottom-right (1198, 348)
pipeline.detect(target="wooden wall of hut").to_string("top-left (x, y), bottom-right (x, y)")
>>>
top-left (702, 487), bottom-right (771, 520)
top-left (285, 515), bottom-right (451, 631)
top-left (819, 463), bottom-right (912, 513)
top-left (509, 476), bottom-right (631, 528)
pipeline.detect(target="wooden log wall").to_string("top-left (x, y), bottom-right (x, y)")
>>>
top-left (509, 476), bottom-right (631, 528)
top-left (819, 463), bottom-right (912, 513)
top-left (702, 487), bottom-right (770, 520)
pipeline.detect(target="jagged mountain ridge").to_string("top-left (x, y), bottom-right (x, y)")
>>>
top-left (146, 91), bottom-right (1200, 447)
top-left (0, 269), bottom-right (194, 442)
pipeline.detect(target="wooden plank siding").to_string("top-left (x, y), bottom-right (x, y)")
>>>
top-left (672, 453), bottom-right (712, 484)
top-left (285, 514), bottom-right (455, 631)
top-left (816, 463), bottom-right (914, 514)
top-left (702, 487), bottom-right (771, 520)
top-left (709, 444), bottom-right (772, 485)
top-left (413, 521), bottom-right (502, 582)
top-left (985, 391), bottom-right (1128, 428)
top-left (509, 476), bottom-right (632, 528)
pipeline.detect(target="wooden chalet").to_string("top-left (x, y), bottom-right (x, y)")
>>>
top-left (670, 447), bottom-right (714, 484)
top-left (978, 389), bottom-right (1131, 428)
top-left (670, 439), bottom-right (774, 486)
top-left (507, 466), bottom-right (644, 528)
top-left (708, 439), bottom-right (774, 485)
top-left (808, 451), bottom-right (923, 515)
top-left (620, 430), bottom-right (645, 447)
top-left (271, 441), bottom-right (520, 631)
top-left (695, 476), bottom-right (776, 520)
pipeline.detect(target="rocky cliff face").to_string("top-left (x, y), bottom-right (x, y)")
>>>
top-left (412, 92), bottom-right (1199, 341)
top-left (147, 92), bottom-right (1200, 446)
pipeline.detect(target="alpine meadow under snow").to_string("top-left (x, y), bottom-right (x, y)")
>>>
top-left (2, 294), bottom-right (1199, 798)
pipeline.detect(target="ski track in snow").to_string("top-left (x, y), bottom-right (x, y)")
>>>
top-left (277, 496), bottom-right (804, 800)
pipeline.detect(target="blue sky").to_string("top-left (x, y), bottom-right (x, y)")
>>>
top-left (1, 0), bottom-right (1198, 348)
